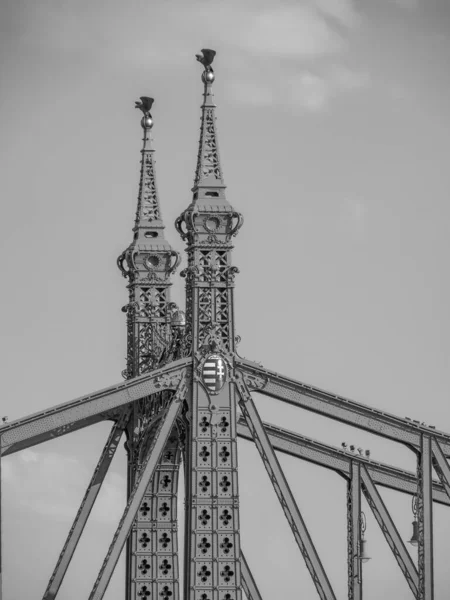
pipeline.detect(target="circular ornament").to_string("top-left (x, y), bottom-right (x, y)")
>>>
top-left (203, 216), bottom-right (221, 233)
top-left (145, 255), bottom-right (160, 270)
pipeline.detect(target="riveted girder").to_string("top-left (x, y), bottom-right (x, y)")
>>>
top-left (0, 358), bottom-right (188, 457)
top-left (238, 359), bottom-right (450, 455)
top-left (240, 551), bottom-right (263, 600)
top-left (237, 418), bottom-right (450, 506)
top-left (418, 435), bottom-right (434, 600)
top-left (347, 462), bottom-right (362, 600)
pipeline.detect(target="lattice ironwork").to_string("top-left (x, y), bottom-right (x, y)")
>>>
top-left (1, 47), bottom-right (449, 600)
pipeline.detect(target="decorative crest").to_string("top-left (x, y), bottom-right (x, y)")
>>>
top-left (135, 96), bottom-right (154, 116)
top-left (195, 49), bottom-right (216, 73)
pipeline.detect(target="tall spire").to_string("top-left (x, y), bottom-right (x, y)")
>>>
top-left (192, 49), bottom-right (227, 201)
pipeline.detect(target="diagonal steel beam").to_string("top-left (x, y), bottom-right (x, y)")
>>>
top-left (241, 550), bottom-right (263, 600)
top-left (88, 374), bottom-right (186, 600)
top-left (431, 438), bottom-right (450, 500)
top-left (237, 359), bottom-right (450, 456)
top-left (0, 358), bottom-right (189, 457)
top-left (360, 464), bottom-right (418, 598)
top-left (235, 375), bottom-right (337, 600)
top-left (42, 409), bottom-right (131, 600)
top-left (237, 419), bottom-right (450, 506)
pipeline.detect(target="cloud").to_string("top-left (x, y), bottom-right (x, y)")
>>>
top-left (340, 198), bottom-right (368, 237)
top-left (227, 65), bottom-right (370, 113)
top-left (3, 449), bottom-right (125, 523)
top-left (243, 6), bottom-right (344, 58)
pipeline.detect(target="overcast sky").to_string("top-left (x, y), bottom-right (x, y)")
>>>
top-left (1, 0), bottom-right (450, 598)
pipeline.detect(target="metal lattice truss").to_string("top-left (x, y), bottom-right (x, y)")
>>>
top-left (1, 357), bottom-right (449, 599)
top-left (1, 49), bottom-right (449, 600)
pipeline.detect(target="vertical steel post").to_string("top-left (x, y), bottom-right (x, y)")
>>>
top-left (418, 435), bottom-right (434, 600)
top-left (348, 461), bottom-right (363, 600)
top-left (0, 448), bottom-right (2, 600)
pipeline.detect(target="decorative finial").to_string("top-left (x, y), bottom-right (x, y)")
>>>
top-left (196, 49), bottom-right (216, 83)
top-left (135, 96), bottom-right (154, 129)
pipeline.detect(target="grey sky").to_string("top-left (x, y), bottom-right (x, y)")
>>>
top-left (1, 0), bottom-right (450, 598)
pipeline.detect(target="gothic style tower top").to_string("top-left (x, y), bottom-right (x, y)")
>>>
top-left (176, 49), bottom-right (243, 356)
top-left (118, 99), bottom-right (181, 377)
top-left (118, 97), bottom-right (179, 283)
top-left (187, 49), bottom-right (235, 213)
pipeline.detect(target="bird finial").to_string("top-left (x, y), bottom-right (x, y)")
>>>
top-left (135, 97), bottom-right (154, 129)
top-left (135, 96), bottom-right (154, 116)
top-left (196, 49), bottom-right (216, 83)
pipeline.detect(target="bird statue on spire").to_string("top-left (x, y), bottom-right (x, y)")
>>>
top-left (195, 49), bottom-right (216, 73)
top-left (135, 96), bottom-right (154, 117)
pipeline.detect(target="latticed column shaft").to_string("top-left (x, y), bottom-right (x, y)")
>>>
top-left (128, 433), bottom-right (181, 600)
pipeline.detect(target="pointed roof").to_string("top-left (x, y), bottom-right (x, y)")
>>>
top-left (133, 97), bottom-right (172, 251)
top-left (191, 50), bottom-right (230, 208)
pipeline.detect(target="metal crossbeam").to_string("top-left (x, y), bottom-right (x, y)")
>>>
top-left (361, 464), bottom-right (418, 597)
top-left (88, 375), bottom-right (186, 600)
top-left (241, 550), bottom-right (263, 600)
top-left (236, 376), bottom-right (337, 600)
top-left (238, 359), bottom-right (450, 455)
top-left (0, 358), bottom-right (188, 457)
top-left (42, 410), bottom-right (130, 599)
top-left (237, 418), bottom-right (450, 506)
top-left (431, 438), bottom-right (450, 500)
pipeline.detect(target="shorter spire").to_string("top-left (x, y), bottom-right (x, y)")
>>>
top-left (134, 97), bottom-right (167, 234)
top-left (118, 98), bottom-right (179, 282)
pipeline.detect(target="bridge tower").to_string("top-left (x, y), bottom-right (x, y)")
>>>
top-left (117, 98), bottom-right (183, 600)
top-left (175, 49), bottom-right (244, 600)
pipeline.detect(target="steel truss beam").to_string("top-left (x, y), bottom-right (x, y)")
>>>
top-left (418, 435), bottom-right (434, 600)
top-left (235, 375), bottom-right (337, 600)
top-left (431, 438), bottom-right (450, 501)
top-left (361, 464), bottom-right (418, 597)
top-left (0, 358), bottom-right (188, 457)
top-left (237, 359), bottom-right (450, 456)
top-left (240, 550), bottom-right (263, 600)
top-left (43, 410), bottom-right (131, 599)
top-left (88, 375), bottom-right (186, 600)
top-left (236, 418), bottom-right (450, 506)
top-left (347, 462), bottom-right (362, 600)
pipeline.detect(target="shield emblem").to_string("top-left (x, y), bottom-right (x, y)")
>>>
top-left (202, 354), bottom-right (227, 393)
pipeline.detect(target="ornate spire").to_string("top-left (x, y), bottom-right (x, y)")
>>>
top-left (118, 98), bottom-right (179, 283)
top-left (117, 98), bottom-right (181, 376)
top-left (133, 96), bottom-right (168, 239)
top-left (192, 49), bottom-right (226, 196)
